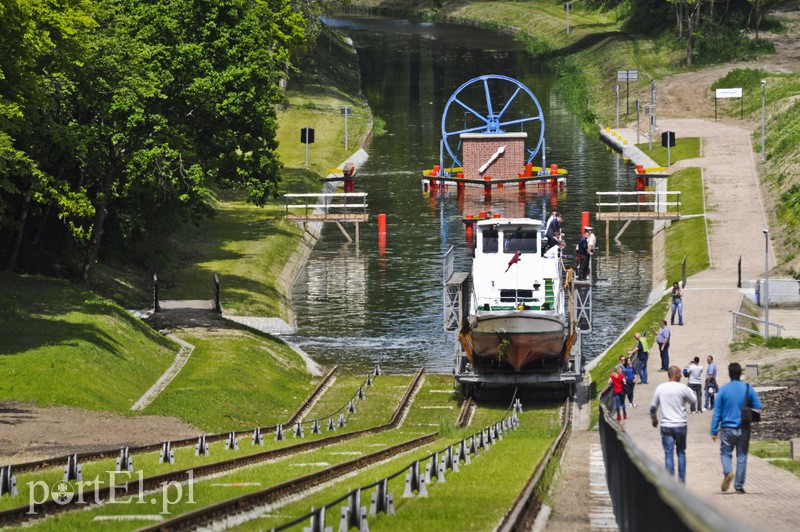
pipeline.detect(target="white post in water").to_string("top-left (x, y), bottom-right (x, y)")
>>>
top-left (764, 229), bottom-right (770, 341)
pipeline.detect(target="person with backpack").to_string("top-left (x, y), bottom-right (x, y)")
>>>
top-left (710, 362), bottom-right (763, 494)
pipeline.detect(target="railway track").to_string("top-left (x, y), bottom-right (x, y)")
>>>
top-left (7, 365), bottom-right (340, 476)
top-left (139, 433), bottom-right (438, 532)
top-left (498, 399), bottom-right (572, 531)
top-left (0, 368), bottom-right (425, 527)
top-left (456, 397), bottom-right (475, 428)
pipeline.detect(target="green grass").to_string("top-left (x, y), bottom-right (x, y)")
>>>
top-left (750, 439), bottom-right (800, 480)
top-left (663, 164), bottom-right (710, 284)
top-left (0, 273), bottom-right (178, 411)
top-left (664, 217), bottom-right (710, 285)
top-left (244, 403), bottom-right (560, 531)
top-left (667, 167), bottom-right (704, 215)
top-left (143, 328), bottom-right (317, 432)
top-left (637, 137), bottom-right (701, 167)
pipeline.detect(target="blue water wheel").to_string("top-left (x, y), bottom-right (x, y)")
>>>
top-left (441, 75), bottom-right (545, 169)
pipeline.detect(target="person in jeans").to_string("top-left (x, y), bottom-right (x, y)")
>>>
top-left (627, 332), bottom-right (649, 384)
top-left (671, 282), bottom-right (683, 325)
top-left (685, 357), bottom-right (704, 413)
top-left (711, 362), bottom-right (763, 494)
top-left (608, 366), bottom-right (627, 421)
top-left (623, 357), bottom-right (636, 408)
top-left (653, 320), bottom-right (671, 371)
top-left (705, 355), bottom-right (718, 411)
top-left (650, 366), bottom-right (697, 482)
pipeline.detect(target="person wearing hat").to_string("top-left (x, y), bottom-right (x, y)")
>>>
top-left (585, 226), bottom-right (596, 255)
top-left (577, 229), bottom-right (590, 280)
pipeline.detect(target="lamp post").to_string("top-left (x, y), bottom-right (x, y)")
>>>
top-left (764, 228), bottom-right (770, 341)
top-left (761, 80), bottom-right (766, 162)
top-left (341, 105), bottom-right (352, 151)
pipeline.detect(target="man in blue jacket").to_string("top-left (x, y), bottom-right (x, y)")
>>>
top-left (710, 362), bottom-right (762, 494)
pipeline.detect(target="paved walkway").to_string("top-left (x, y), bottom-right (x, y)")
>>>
top-left (603, 120), bottom-right (800, 531)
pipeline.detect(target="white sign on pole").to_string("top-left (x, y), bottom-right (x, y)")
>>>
top-left (715, 88), bottom-right (743, 99)
top-left (617, 70), bottom-right (639, 81)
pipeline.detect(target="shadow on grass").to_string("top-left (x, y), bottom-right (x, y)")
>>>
top-left (0, 317), bottom-right (124, 358)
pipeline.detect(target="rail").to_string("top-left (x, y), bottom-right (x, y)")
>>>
top-left (283, 192), bottom-right (368, 219)
top-left (598, 404), bottom-right (750, 532)
top-left (596, 190), bottom-right (681, 220)
top-left (267, 389), bottom-right (522, 532)
top-left (730, 310), bottom-right (783, 338)
top-left (0, 368), bottom-right (425, 527)
top-left (498, 398), bottom-right (571, 531)
top-left (7, 365), bottom-right (340, 475)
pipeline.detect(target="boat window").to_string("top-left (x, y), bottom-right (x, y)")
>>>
top-left (482, 229), bottom-right (499, 253)
top-left (500, 289), bottom-right (535, 302)
top-left (503, 231), bottom-right (538, 254)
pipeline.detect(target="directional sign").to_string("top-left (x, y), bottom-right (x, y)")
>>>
top-left (715, 88), bottom-right (743, 99)
top-left (340, 106), bottom-right (352, 116)
top-left (617, 70), bottom-right (639, 81)
top-left (300, 127), bottom-right (315, 144)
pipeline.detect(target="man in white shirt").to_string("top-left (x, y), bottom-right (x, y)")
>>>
top-left (686, 356), bottom-right (704, 413)
top-left (650, 366), bottom-right (697, 483)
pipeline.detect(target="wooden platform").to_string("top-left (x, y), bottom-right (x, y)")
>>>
top-left (595, 211), bottom-right (680, 221)
top-left (286, 213), bottom-right (369, 222)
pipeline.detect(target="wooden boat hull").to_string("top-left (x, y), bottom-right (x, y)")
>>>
top-left (470, 312), bottom-right (566, 372)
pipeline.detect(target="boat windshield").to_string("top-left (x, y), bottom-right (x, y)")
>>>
top-left (503, 231), bottom-right (538, 254)
top-left (482, 229), bottom-right (499, 253)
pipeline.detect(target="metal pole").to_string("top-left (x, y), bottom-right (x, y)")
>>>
top-left (761, 80), bottom-right (766, 162)
top-left (651, 79), bottom-right (657, 127)
top-left (636, 100), bottom-right (640, 144)
top-left (566, 4), bottom-right (570, 35)
top-left (626, 77), bottom-right (630, 115)
top-left (615, 84), bottom-right (620, 129)
top-left (305, 137), bottom-right (309, 166)
top-left (345, 112), bottom-right (349, 151)
top-left (764, 229), bottom-right (769, 340)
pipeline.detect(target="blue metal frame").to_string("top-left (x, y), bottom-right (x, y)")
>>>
top-left (440, 75), bottom-right (546, 174)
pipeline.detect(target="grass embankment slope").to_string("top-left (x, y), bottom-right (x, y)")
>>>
top-left (0, 274), bottom-right (177, 412)
top-left (0, 274), bottom-right (316, 431)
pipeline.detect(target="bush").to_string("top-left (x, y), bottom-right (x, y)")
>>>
top-left (692, 22), bottom-right (775, 66)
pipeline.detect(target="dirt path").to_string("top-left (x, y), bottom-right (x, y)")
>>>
top-left (0, 401), bottom-right (200, 465)
top-left (632, 9), bottom-right (800, 121)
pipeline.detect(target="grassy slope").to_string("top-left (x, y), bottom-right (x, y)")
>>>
top-left (0, 273), bottom-right (177, 411)
top-left (143, 327), bottom-right (317, 432)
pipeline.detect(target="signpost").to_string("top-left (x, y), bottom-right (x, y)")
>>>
top-left (564, 2), bottom-right (573, 35)
top-left (617, 70), bottom-right (638, 115)
top-left (661, 131), bottom-right (676, 167)
top-left (341, 106), bottom-right (352, 151)
top-left (301, 127), bottom-right (315, 165)
top-left (714, 87), bottom-right (743, 121)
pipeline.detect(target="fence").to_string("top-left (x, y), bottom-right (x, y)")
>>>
top-left (598, 405), bottom-right (750, 532)
top-left (595, 191), bottom-right (681, 221)
top-left (730, 311), bottom-right (783, 339)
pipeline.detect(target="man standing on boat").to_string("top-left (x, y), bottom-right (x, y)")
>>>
top-left (577, 232), bottom-right (590, 280)
top-left (545, 212), bottom-right (563, 250)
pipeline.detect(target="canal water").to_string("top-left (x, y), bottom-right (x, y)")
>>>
top-left (288, 15), bottom-right (654, 373)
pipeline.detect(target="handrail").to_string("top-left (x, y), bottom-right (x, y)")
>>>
top-left (595, 191), bottom-right (682, 196)
top-left (598, 404), bottom-right (751, 532)
top-left (730, 310), bottom-right (783, 338)
top-left (283, 192), bottom-right (368, 198)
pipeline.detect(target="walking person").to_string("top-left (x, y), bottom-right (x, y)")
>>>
top-left (627, 332), bottom-right (649, 384)
top-left (711, 362), bottom-right (763, 493)
top-left (685, 357), bottom-right (704, 413)
top-left (623, 357), bottom-right (636, 408)
top-left (705, 355), bottom-right (718, 411)
top-left (609, 366), bottom-right (627, 421)
top-left (671, 282), bottom-right (684, 325)
top-left (650, 366), bottom-right (697, 483)
top-left (653, 320), bottom-right (671, 371)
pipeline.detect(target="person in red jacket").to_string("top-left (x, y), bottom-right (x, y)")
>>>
top-left (609, 366), bottom-right (628, 421)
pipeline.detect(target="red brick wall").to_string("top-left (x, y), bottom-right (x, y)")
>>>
top-left (462, 134), bottom-right (526, 181)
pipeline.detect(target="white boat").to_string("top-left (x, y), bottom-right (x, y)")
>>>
top-left (468, 217), bottom-right (567, 372)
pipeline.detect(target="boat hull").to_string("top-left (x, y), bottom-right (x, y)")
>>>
top-left (470, 312), bottom-right (566, 372)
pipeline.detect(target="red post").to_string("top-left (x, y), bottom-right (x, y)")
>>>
top-left (484, 175), bottom-right (492, 195)
top-left (581, 211), bottom-right (590, 236)
top-left (550, 164), bottom-right (558, 176)
top-left (378, 213), bottom-right (387, 235)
